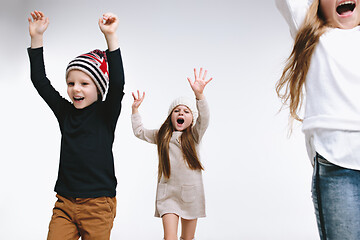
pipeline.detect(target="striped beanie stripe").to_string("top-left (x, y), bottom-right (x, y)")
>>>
top-left (66, 50), bottom-right (109, 99)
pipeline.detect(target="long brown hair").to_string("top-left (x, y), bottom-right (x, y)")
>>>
top-left (276, 0), bottom-right (327, 124)
top-left (156, 114), bottom-right (203, 180)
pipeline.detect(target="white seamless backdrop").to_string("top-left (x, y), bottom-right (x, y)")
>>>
top-left (0, 0), bottom-right (318, 239)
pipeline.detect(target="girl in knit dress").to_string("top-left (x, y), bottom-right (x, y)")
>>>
top-left (131, 68), bottom-right (212, 240)
top-left (276, 0), bottom-right (360, 239)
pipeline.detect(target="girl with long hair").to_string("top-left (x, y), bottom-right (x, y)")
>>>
top-left (131, 68), bottom-right (212, 240)
top-left (276, 0), bottom-right (360, 239)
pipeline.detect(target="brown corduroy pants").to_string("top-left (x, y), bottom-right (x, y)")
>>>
top-left (47, 194), bottom-right (116, 240)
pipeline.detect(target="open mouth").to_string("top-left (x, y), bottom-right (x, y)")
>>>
top-left (337, 1), bottom-right (356, 16)
top-left (177, 118), bottom-right (185, 125)
top-left (74, 96), bottom-right (84, 101)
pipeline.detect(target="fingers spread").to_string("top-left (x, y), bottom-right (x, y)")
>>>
top-left (187, 77), bottom-right (193, 85)
top-left (198, 68), bottom-right (203, 79)
top-left (132, 90), bottom-right (145, 101)
top-left (203, 70), bottom-right (207, 80)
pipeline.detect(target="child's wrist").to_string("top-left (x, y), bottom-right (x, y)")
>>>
top-left (195, 93), bottom-right (204, 100)
top-left (132, 108), bottom-right (139, 114)
top-left (105, 33), bottom-right (119, 51)
top-left (31, 36), bottom-right (44, 48)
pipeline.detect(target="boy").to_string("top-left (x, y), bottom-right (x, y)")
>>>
top-left (28, 10), bottom-right (124, 240)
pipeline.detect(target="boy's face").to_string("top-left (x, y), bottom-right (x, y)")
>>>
top-left (66, 70), bottom-right (99, 109)
top-left (320, 0), bottom-right (360, 29)
top-left (170, 105), bottom-right (193, 131)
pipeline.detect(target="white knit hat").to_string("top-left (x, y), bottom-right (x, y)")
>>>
top-left (168, 97), bottom-right (198, 125)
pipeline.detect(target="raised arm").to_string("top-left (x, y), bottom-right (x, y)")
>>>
top-left (99, 13), bottom-right (125, 125)
top-left (28, 11), bottom-right (69, 120)
top-left (99, 13), bottom-right (119, 51)
top-left (131, 90), bottom-right (157, 144)
top-left (275, 0), bottom-right (312, 38)
top-left (28, 10), bottom-right (49, 48)
top-left (187, 68), bottom-right (212, 142)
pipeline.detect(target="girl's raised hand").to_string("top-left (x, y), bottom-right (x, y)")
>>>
top-left (28, 11), bottom-right (49, 48)
top-left (132, 90), bottom-right (145, 114)
top-left (187, 68), bottom-right (213, 100)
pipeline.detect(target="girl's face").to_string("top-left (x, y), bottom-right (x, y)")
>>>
top-left (66, 70), bottom-right (99, 109)
top-left (320, 0), bottom-right (360, 29)
top-left (170, 105), bottom-right (193, 131)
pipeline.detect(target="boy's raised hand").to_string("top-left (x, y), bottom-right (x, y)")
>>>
top-left (99, 13), bottom-right (119, 51)
top-left (99, 13), bottom-right (119, 35)
top-left (132, 90), bottom-right (145, 114)
top-left (187, 68), bottom-right (213, 100)
top-left (28, 10), bottom-right (49, 48)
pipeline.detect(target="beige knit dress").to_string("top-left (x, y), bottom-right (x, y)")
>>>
top-left (131, 99), bottom-right (209, 219)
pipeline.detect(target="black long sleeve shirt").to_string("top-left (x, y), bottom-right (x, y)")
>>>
top-left (28, 47), bottom-right (125, 198)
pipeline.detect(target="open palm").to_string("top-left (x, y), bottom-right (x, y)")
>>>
top-left (28, 11), bottom-right (49, 37)
top-left (187, 68), bottom-right (213, 99)
top-left (132, 90), bottom-right (145, 110)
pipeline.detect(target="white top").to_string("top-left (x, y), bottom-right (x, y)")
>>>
top-left (276, 0), bottom-right (360, 169)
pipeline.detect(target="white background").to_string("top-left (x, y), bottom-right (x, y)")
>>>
top-left (0, 0), bottom-right (318, 239)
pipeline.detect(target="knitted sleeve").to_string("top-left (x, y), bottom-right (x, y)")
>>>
top-left (27, 47), bottom-right (70, 121)
top-left (275, 0), bottom-right (312, 39)
top-left (131, 112), bottom-right (158, 144)
top-left (192, 98), bottom-right (210, 144)
top-left (103, 48), bottom-right (125, 128)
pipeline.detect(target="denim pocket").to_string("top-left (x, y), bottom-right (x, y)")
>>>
top-left (316, 153), bottom-right (334, 167)
top-left (181, 185), bottom-right (196, 203)
top-left (318, 160), bottom-right (335, 168)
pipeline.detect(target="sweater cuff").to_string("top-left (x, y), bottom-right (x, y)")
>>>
top-left (131, 112), bottom-right (141, 120)
top-left (27, 46), bottom-right (43, 54)
top-left (196, 97), bottom-right (207, 107)
top-left (106, 47), bottom-right (120, 55)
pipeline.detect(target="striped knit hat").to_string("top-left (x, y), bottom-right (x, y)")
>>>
top-left (66, 49), bottom-right (109, 99)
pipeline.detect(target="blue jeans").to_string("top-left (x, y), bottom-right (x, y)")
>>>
top-left (312, 153), bottom-right (360, 240)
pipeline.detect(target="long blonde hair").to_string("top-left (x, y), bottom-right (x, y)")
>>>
top-left (276, 0), bottom-right (327, 124)
top-left (156, 114), bottom-right (203, 181)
